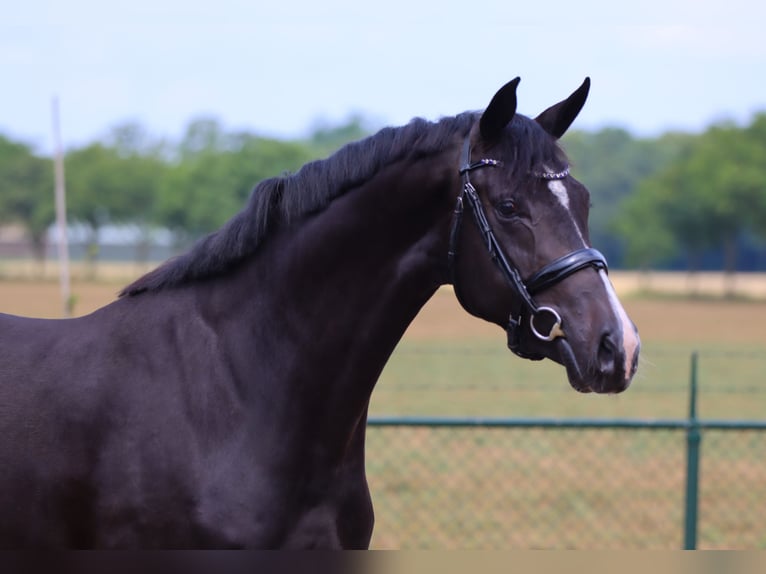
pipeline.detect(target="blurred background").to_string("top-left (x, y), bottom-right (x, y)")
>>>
top-left (1, 0), bottom-right (765, 549)
top-left (2, 0), bottom-right (766, 280)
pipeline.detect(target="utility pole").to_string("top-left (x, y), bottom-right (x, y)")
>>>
top-left (52, 96), bottom-right (72, 317)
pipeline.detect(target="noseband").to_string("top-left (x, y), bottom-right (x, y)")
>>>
top-left (447, 137), bottom-right (608, 360)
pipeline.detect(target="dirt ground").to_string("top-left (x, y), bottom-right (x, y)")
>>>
top-left (0, 280), bottom-right (124, 319)
top-left (406, 287), bottom-right (766, 345)
top-left (2, 273), bottom-right (766, 346)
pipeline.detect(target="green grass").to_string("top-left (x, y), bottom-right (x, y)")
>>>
top-left (370, 340), bottom-right (766, 420)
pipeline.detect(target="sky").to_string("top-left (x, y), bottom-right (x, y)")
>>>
top-left (2, 0), bottom-right (766, 154)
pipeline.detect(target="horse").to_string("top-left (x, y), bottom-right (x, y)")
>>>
top-left (0, 77), bottom-right (640, 548)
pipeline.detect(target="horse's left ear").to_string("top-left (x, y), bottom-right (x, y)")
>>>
top-left (479, 77), bottom-right (521, 142)
top-left (535, 77), bottom-right (591, 139)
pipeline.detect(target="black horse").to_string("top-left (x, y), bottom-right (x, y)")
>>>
top-left (0, 78), bottom-right (639, 548)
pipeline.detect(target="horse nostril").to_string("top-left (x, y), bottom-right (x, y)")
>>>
top-left (597, 331), bottom-right (618, 376)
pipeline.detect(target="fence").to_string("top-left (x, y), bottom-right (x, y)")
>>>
top-left (365, 353), bottom-right (766, 549)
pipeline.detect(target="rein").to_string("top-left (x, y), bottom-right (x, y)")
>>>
top-left (448, 136), bottom-right (608, 359)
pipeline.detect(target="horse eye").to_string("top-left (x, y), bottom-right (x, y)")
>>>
top-left (495, 199), bottom-right (518, 218)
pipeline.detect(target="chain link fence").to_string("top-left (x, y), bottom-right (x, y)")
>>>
top-left (365, 423), bottom-right (766, 549)
top-left (365, 351), bottom-right (766, 549)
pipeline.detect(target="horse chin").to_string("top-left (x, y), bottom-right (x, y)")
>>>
top-left (555, 338), bottom-right (594, 394)
top-left (554, 338), bottom-right (635, 395)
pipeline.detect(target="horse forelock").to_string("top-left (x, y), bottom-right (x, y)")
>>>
top-left (500, 115), bottom-right (570, 180)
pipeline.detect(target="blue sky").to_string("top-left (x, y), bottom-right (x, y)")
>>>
top-left (2, 0), bottom-right (765, 153)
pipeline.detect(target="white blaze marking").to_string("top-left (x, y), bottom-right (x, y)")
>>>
top-left (547, 179), bottom-right (586, 246)
top-left (545, 175), bottom-right (638, 378)
top-left (598, 269), bottom-right (640, 380)
top-left (547, 179), bottom-right (570, 209)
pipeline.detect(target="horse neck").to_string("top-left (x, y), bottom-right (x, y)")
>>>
top-left (256, 150), bottom-right (457, 357)
top-left (205, 149), bottom-right (458, 447)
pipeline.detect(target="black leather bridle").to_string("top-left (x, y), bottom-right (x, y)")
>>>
top-left (448, 136), bottom-right (608, 360)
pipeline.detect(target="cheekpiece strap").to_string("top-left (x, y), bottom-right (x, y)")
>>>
top-left (459, 138), bottom-right (502, 176)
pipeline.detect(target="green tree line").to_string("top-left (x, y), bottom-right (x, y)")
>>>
top-left (1, 113), bottom-right (765, 272)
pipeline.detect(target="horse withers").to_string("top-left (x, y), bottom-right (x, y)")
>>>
top-left (0, 77), bottom-right (639, 548)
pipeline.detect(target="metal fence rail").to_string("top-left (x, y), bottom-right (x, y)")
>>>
top-left (365, 353), bottom-right (766, 549)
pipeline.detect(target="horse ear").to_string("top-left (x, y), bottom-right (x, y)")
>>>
top-left (535, 77), bottom-right (591, 139)
top-left (479, 77), bottom-right (520, 142)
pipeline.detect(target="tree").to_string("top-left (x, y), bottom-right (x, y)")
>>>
top-left (157, 148), bottom-right (242, 243)
top-left (562, 128), bottom-right (687, 266)
top-left (308, 115), bottom-right (370, 157)
top-left (741, 114), bottom-right (766, 239)
top-left (614, 115), bottom-right (766, 294)
top-left (157, 120), bottom-right (317, 245)
top-left (667, 122), bottom-right (764, 275)
top-left (65, 141), bottom-right (166, 271)
top-left (177, 117), bottom-right (231, 161)
top-left (104, 121), bottom-right (169, 159)
top-left (613, 181), bottom-right (677, 271)
top-left (0, 134), bottom-right (54, 262)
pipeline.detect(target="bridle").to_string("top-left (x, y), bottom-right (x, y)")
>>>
top-left (447, 136), bottom-right (608, 360)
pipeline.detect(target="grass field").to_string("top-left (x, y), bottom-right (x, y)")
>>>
top-left (1, 266), bottom-right (765, 548)
top-left (365, 425), bottom-right (766, 549)
top-left (372, 287), bottom-right (766, 420)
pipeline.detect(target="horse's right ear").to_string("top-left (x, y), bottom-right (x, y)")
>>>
top-left (535, 77), bottom-right (591, 139)
top-left (479, 77), bottom-right (520, 143)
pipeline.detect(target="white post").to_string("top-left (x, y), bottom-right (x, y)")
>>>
top-left (52, 96), bottom-right (72, 317)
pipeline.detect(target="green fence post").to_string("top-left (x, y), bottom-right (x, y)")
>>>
top-left (683, 351), bottom-right (701, 550)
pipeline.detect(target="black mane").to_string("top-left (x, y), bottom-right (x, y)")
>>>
top-left (120, 112), bottom-right (564, 296)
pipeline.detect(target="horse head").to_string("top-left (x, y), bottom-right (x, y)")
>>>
top-left (449, 78), bottom-right (640, 393)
